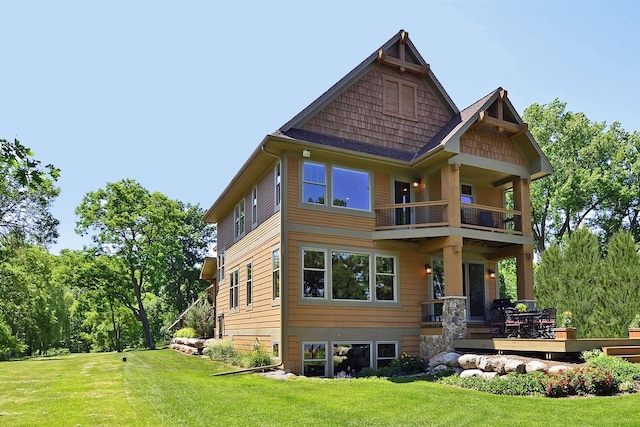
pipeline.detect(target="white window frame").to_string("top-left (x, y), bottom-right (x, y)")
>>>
top-left (302, 248), bottom-right (327, 300)
top-left (302, 161), bottom-right (327, 206)
top-left (374, 254), bottom-right (397, 302)
top-left (246, 261), bottom-right (253, 307)
top-left (331, 166), bottom-right (371, 212)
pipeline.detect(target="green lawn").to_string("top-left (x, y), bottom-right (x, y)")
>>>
top-left (1, 349), bottom-right (639, 426)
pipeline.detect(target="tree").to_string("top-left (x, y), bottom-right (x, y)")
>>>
top-left (524, 100), bottom-right (637, 253)
top-left (0, 139), bottom-right (60, 247)
top-left (75, 179), bottom-right (215, 350)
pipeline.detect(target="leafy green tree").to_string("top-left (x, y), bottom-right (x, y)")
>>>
top-left (524, 100), bottom-right (637, 253)
top-left (75, 179), bottom-right (215, 349)
top-left (0, 139), bottom-right (60, 247)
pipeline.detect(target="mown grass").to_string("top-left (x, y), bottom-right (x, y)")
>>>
top-left (1, 349), bottom-right (640, 426)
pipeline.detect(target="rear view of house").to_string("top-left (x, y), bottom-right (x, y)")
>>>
top-left (201, 30), bottom-right (553, 376)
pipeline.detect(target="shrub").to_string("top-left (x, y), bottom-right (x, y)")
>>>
top-left (204, 340), bottom-right (240, 365)
top-left (389, 352), bottom-right (427, 375)
top-left (174, 327), bottom-right (198, 338)
top-left (541, 366), bottom-right (618, 397)
top-left (240, 344), bottom-right (274, 368)
top-left (183, 298), bottom-right (215, 338)
top-left (629, 314), bottom-right (640, 328)
top-left (582, 350), bottom-right (640, 386)
top-left (439, 372), bottom-right (546, 396)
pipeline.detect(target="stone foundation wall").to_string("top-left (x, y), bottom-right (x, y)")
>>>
top-left (419, 296), bottom-right (466, 361)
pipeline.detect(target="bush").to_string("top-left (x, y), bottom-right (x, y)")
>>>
top-left (183, 298), bottom-right (215, 338)
top-left (389, 352), bottom-right (427, 375)
top-left (439, 372), bottom-right (546, 396)
top-left (582, 349), bottom-right (640, 387)
top-left (541, 366), bottom-right (617, 397)
top-left (204, 340), bottom-right (240, 365)
top-left (174, 327), bottom-right (198, 338)
top-left (240, 344), bottom-right (274, 368)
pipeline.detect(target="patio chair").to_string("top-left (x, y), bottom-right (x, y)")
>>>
top-left (536, 307), bottom-right (557, 338)
top-left (479, 211), bottom-right (499, 229)
top-left (489, 307), bottom-right (506, 337)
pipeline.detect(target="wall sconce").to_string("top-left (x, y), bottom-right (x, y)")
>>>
top-left (424, 264), bottom-right (432, 274)
top-left (413, 178), bottom-right (421, 188)
top-left (488, 269), bottom-right (496, 279)
top-left (302, 149), bottom-right (311, 158)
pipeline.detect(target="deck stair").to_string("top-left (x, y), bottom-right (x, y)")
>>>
top-left (602, 346), bottom-right (640, 363)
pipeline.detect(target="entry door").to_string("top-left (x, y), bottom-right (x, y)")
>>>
top-left (462, 263), bottom-right (486, 320)
top-left (394, 181), bottom-right (411, 226)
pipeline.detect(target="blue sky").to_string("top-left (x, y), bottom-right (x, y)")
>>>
top-left (2, 1), bottom-right (639, 254)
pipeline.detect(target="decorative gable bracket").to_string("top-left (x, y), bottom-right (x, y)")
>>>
top-left (377, 31), bottom-right (430, 75)
top-left (476, 90), bottom-right (528, 138)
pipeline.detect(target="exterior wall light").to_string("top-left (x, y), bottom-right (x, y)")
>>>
top-left (488, 269), bottom-right (496, 279)
top-left (302, 149), bottom-right (311, 158)
top-left (413, 178), bottom-right (421, 188)
top-left (425, 264), bottom-right (432, 274)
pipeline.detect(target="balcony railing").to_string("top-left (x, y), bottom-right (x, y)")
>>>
top-left (374, 201), bottom-right (522, 235)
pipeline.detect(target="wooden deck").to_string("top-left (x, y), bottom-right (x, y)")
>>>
top-left (454, 337), bottom-right (640, 361)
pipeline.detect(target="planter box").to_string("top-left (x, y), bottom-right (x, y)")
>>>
top-left (629, 328), bottom-right (640, 338)
top-left (555, 327), bottom-right (576, 340)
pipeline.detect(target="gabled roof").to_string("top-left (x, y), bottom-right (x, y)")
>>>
top-left (280, 29), bottom-right (458, 133)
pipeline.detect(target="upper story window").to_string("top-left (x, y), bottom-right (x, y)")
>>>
top-left (461, 184), bottom-right (473, 204)
top-left (303, 162), bottom-right (326, 205)
top-left (234, 200), bottom-right (245, 239)
top-left (375, 255), bottom-right (396, 301)
top-left (303, 249), bottom-right (326, 299)
top-left (275, 163), bottom-right (281, 210)
top-left (383, 76), bottom-right (417, 120)
top-left (218, 250), bottom-right (225, 282)
top-left (302, 162), bottom-right (370, 212)
top-left (332, 167), bottom-right (370, 211)
top-left (251, 187), bottom-right (258, 227)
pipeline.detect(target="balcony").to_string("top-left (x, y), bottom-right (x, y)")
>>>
top-left (374, 201), bottom-right (522, 235)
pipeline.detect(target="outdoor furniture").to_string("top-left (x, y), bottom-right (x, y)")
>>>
top-left (479, 211), bottom-right (499, 228)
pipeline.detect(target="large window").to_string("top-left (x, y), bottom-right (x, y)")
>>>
top-left (302, 162), bottom-right (370, 212)
top-left (302, 248), bottom-right (397, 303)
top-left (246, 262), bottom-right (253, 306)
top-left (334, 343), bottom-right (371, 376)
top-left (303, 162), bottom-right (326, 205)
top-left (332, 167), bottom-right (370, 211)
top-left (234, 200), bottom-right (245, 238)
top-left (229, 269), bottom-right (239, 310)
top-left (272, 248), bottom-right (280, 299)
top-left (375, 255), bottom-right (396, 301)
top-left (303, 342), bottom-right (327, 377)
top-left (332, 251), bottom-right (370, 301)
top-left (303, 249), bottom-right (326, 299)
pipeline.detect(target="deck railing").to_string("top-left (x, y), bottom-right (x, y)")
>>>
top-left (374, 201), bottom-right (522, 235)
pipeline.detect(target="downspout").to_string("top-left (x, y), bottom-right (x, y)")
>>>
top-left (209, 361), bottom-right (284, 377)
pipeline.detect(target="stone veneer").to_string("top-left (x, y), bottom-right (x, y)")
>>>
top-left (419, 296), bottom-right (467, 361)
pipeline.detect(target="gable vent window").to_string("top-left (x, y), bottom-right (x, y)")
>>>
top-left (383, 77), bottom-right (417, 120)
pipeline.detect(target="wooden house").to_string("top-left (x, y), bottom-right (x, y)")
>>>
top-left (201, 30), bottom-right (553, 376)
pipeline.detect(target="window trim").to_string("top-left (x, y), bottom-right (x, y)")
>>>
top-left (302, 248), bottom-right (327, 300)
top-left (302, 341), bottom-right (328, 377)
top-left (229, 268), bottom-right (239, 311)
top-left (374, 254), bottom-right (397, 302)
top-left (302, 161), bottom-right (327, 206)
top-left (331, 166), bottom-right (371, 212)
top-left (375, 341), bottom-right (398, 369)
top-left (461, 183), bottom-right (474, 204)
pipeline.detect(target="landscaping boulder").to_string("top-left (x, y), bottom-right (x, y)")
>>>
top-left (443, 352), bottom-right (461, 367)
top-left (428, 351), bottom-right (447, 368)
top-left (458, 354), bottom-right (477, 370)
top-left (525, 361), bottom-right (548, 373)
top-left (548, 365), bottom-right (571, 373)
top-left (459, 369), bottom-right (484, 378)
top-left (504, 359), bottom-right (525, 374)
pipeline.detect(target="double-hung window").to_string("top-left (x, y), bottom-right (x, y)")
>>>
top-left (272, 248), bottom-right (280, 299)
top-left (246, 262), bottom-right (253, 306)
top-left (375, 255), bottom-right (396, 301)
top-left (251, 187), bottom-right (258, 227)
top-left (303, 162), bottom-right (326, 205)
top-left (302, 162), bottom-right (370, 211)
top-left (303, 249), bottom-right (326, 299)
top-left (234, 200), bottom-right (245, 239)
top-left (229, 269), bottom-right (239, 310)
top-left (275, 163), bottom-right (281, 210)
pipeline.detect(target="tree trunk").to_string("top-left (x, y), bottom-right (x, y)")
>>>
top-left (109, 302), bottom-right (122, 352)
top-left (132, 276), bottom-right (155, 350)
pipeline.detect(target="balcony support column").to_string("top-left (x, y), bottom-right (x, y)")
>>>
top-left (512, 177), bottom-right (531, 237)
top-left (516, 244), bottom-right (535, 300)
top-left (441, 163), bottom-right (461, 227)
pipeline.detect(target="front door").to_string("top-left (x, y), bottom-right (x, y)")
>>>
top-left (463, 263), bottom-right (486, 320)
top-left (394, 181), bottom-right (411, 226)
